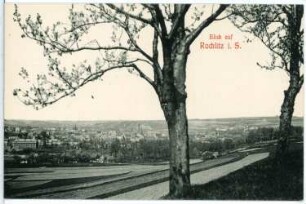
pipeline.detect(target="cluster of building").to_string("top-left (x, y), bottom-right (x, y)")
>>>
top-left (4, 123), bottom-right (169, 152)
top-left (4, 121), bottom-right (261, 152)
top-left (5, 138), bottom-right (37, 151)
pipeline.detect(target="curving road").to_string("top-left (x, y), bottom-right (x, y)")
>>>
top-left (109, 152), bottom-right (269, 200)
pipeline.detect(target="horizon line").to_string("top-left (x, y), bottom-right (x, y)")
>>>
top-left (3, 115), bottom-right (304, 122)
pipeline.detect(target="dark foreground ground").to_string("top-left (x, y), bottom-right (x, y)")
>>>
top-left (5, 156), bottom-right (237, 198)
top-left (5, 142), bottom-right (303, 200)
top-left (181, 142), bottom-right (303, 200)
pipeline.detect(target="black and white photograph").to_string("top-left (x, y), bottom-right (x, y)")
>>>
top-left (3, 2), bottom-right (304, 200)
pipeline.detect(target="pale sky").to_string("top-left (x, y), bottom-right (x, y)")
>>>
top-left (4, 4), bottom-right (304, 121)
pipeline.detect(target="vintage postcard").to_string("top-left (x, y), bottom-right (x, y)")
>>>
top-left (3, 2), bottom-right (304, 201)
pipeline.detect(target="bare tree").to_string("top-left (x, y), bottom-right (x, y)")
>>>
top-left (13, 4), bottom-right (228, 197)
top-left (229, 5), bottom-right (304, 153)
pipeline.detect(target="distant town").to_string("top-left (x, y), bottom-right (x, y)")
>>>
top-left (4, 117), bottom-right (303, 166)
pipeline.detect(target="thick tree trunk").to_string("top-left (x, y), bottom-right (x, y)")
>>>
top-left (157, 40), bottom-right (191, 198)
top-left (278, 75), bottom-right (302, 154)
top-left (162, 101), bottom-right (190, 198)
top-left (278, 5), bottom-right (304, 154)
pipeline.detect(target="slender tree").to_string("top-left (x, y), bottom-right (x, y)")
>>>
top-left (13, 4), bottom-right (228, 197)
top-left (229, 5), bottom-right (304, 153)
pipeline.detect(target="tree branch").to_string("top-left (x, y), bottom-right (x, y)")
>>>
top-left (152, 5), bottom-right (168, 37)
top-left (168, 4), bottom-right (191, 40)
top-left (61, 45), bottom-right (138, 54)
top-left (131, 64), bottom-right (154, 87)
top-left (152, 30), bottom-right (163, 85)
top-left (123, 23), bottom-right (155, 63)
top-left (215, 13), bottom-right (233, 21)
top-left (16, 62), bottom-right (154, 109)
top-left (106, 4), bottom-right (153, 25)
top-left (186, 4), bottom-right (229, 46)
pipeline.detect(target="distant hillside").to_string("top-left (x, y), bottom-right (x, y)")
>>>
top-left (4, 116), bottom-right (303, 131)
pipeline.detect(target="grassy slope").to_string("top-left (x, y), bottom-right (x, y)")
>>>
top-left (183, 143), bottom-right (303, 200)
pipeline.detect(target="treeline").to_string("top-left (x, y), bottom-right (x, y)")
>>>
top-left (9, 126), bottom-right (302, 167)
top-left (246, 126), bottom-right (303, 144)
top-left (189, 137), bottom-right (245, 158)
top-left (6, 139), bottom-right (172, 166)
top-left (7, 136), bottom-right (246, 167)
top-left (110, 139), bottom-right (171, 163)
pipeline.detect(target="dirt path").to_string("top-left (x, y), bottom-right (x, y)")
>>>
top-left (109, 152), bottom-right (269, 200)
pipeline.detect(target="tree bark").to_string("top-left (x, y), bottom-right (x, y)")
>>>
top-left (278, 74), bottom-right (302, 153)
top-left (162, 100), bottom-right (190, 197)
top-left (278, 5), bottom-right (304, 154)
top-left (157, 39), bottom-right (191, 198)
